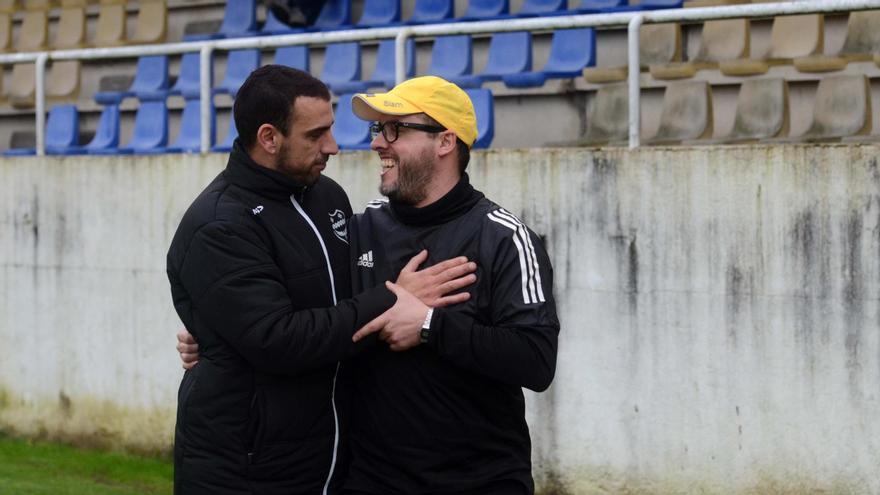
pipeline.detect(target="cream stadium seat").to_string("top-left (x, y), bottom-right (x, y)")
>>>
top-left (650, 19), bottom-right (749, 79)
top-left (794, 10), bottom-right (880, 73)
top-left (646, 80), bottom-right (713, 144)
top-left (93, 0), bottom-right (127, 46)
top-left (721, 14), bottom-right (823, 76)
top-left (130, 0), bottom-right (167, 44)
top-left (583, 23), bottom-right (681, 83)
top-left (702, 78), bottom-right (789, 143)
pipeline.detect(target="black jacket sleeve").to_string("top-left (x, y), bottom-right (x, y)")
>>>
top-left (426, 221), bottom-right (560, 392)
top-left (178, 219), bottom-right (395, 376)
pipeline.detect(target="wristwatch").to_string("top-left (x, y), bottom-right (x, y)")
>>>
top-left (419, 308), bottom-right (434, 345)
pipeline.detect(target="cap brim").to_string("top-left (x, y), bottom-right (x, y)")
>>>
top-left (351, 92), bottom-right (423, 122)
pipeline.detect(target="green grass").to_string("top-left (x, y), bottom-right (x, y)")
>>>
top-left (0, 435), bottom-right (172, 495)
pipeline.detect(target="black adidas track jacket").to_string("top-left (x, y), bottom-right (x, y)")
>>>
top-left (343, 175), bottom-right (560, 495)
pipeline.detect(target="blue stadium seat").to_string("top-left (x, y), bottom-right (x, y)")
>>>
top-left (214, 49), bottom-right (261, 98)
top-left (85, 104), bottom-right (121, 154)
top-left (639, 0), bottom-right (683, 9)
top-left (460, 0), bottom-right (510, 20)
top-left (313, 0), bottom-right (352, 30)
top-left (218, 0), bottom-right (257, 38)
top-left (456, 32), bottom-right (532, 87)
top-left (94, 55), bottom-right (169, 102)
top-left (409, 0), bottom-right (453, 24)
top-left (320, 42), bottom-right (362, 94)
top-left (356, 0), bottom-right (401, 27)
top-left (503, 28), bottom-right (595, 87)
top-left (575, 0), bottom-right (631, 12)
top-left (213, 115), bottom-right (238, 153)
top-left (466, 89), bottom-right (494, 149)
top-left (517, 0), bottom-right (568, 16)
top-left (427, 35), bottom-right (474, 86)
top-left (170, 53), bottom-right (207, 99)
top-left (275, 45), bottom-right (310, 72)
top-left (334, 94), bottom-right (371, 150)
top-left (6, 104), bottom-right (82, 156)
top-left (94, 100), bottom-right (168, 155)
top-left (370, 39), bottom-right (416, 89)
top-left (162, 98), bottom-right (216, 153)
top-left (261, 8), bottom-right (304, 35)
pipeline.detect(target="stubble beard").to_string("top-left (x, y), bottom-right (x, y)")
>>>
top-left (381, 148), bottom-right (435, 205)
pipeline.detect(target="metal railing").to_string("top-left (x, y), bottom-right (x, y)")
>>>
top-left (3, 0), bottom-right (878, 154)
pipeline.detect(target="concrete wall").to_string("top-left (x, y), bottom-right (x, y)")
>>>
top-left (1, 145), bottom-right (879, 493)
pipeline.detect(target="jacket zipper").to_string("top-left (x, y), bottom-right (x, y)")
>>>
top-left (289, 194), bottom-right (340, 495)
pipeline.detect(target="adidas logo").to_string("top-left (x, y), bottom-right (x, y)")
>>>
top-left (357, 250), bottom-right (374, 268)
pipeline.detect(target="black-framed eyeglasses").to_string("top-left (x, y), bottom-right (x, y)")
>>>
top-left (369, 121), bottom-right (446, 143)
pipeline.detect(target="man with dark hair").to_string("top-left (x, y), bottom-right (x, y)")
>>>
top-left (167, 66), bottom-right (475, 494)
top-left (343, 76), bottom-right (560, 495)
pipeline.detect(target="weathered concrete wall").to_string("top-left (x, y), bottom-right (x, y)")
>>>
top-left (1, 146), bottom-right (879, 493)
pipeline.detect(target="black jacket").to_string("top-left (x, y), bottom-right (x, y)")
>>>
top-left (344, 175), bottom-right (560, 495)
top-left (166, 142), bottom-right (394, 495)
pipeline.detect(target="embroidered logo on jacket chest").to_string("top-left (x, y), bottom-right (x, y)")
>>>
top-left (329, 209), bottom-right (348, 244)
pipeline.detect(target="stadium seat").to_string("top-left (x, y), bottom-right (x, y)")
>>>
top-left (84, 104), bottom-right (122, 153)
top-left (721, 14), bottom-right (823, 76)
top-left (9, 64), bottom-right (36, 108)
top-left (5, 104), bottom-right (80, 156)
top-left (94, 0), bottom-right (126, 47)
top-left (369, 39), bottom-right (416, 89)
top-left (789, 75), bottom-right (871, 142)
top-left (356, 0), bottom-right (401, 27)
top-left (170, 53), bottom-right (207, 99)
top-left (457, 32), bottom-right (532, 87)
top-left (466, 88), bottom-right (494, 149)
top-left (53, 0), bottom-right (86, 49)
top-left (427, 35), bottom-right (474, 84)
top-left (320, 43), bottom-right (362, 94)
top-left (17, 1), bottom-right (48, 52)
top-left (0, 0), bottom-right (13, 53)
top-left (581, 82), bottom-right (629, 145)
top-left (162, 98), bottom-right (216, 153)
top-left (46, 61), bottom-right (81, 100)
top-left (409, 0), bottom-right (453, 24)
top-left (574, 0), bottom-right (630, 13)
top-left (516, 0), bottom-right (568, 17)
top-left (217, 0), bottom-right (257, 38)
top-left (275, 45), bottom-right (310, 71)
top-left (583, 23), bottom-right (680, 83)
top-left (794, 11), bottom-right (880, 73)
top-left (504, 28), bottom-right (595, 87)
top-left (94, 100), bottom-right (168, 154)
top-left (214, 49), bottom-right (261, 98)
top-left (130, 0), bottom-right (167, 44)
top-left (639, 0), bottom-right (684, 8)
top-left (260, 9), bottom-right (303, 35)
top-left (651, 19), bottom-right (749, 79)
top-left (706, 78), bottom-right (789, 143)
top-left (94, 55), bottom-right (170, 102)
top-left (213, 115), bottom-right (237, 153)
top-left (314, 0), bottom-right (352, 30)
top-left (334, 94), bottom-right (371, 150)
top-left (460, 0), bottom-right (509, 20)
top-left (646, 80), bottom-right (713, 144)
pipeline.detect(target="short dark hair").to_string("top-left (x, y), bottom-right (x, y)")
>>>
top-left (418, 114), bottom-right (471, 173)
top-left (233, 65), bottom-right (331, 149)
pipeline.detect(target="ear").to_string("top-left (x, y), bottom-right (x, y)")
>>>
top-left (255, 124), bottom-right (280, 155)
top-left (436, 130), bottom-right (457, 159)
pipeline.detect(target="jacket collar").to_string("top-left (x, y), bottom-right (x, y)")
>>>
top-left (389, 173), bottom-right (484, 226)
top-left (224, 139), bottom-right (310, 202)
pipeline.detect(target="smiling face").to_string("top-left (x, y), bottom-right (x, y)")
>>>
top-left (371, 114), bottom-right (441, 206)
top-left (274, 96), bottom-right (339, 185)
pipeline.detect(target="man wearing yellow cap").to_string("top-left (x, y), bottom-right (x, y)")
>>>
top-left (343, 76), bottom-right (560, 495)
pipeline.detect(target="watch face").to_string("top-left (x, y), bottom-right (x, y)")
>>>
top-left (419, 327), bottom-right (430, 344)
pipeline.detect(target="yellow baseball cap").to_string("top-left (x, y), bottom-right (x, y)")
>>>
top-left (351, 76), bottom-right (477, 148)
